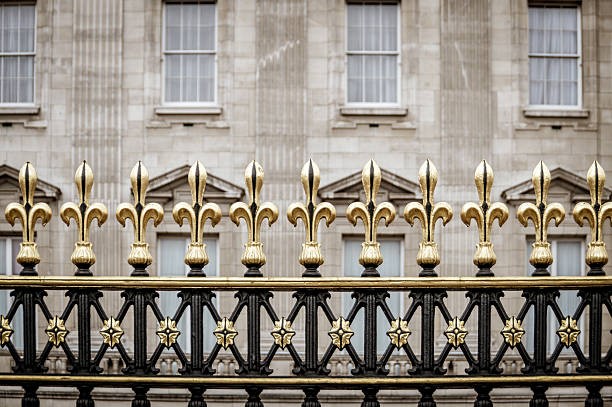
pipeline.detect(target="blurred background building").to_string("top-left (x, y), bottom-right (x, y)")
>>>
top-left (0, 0), bottom-right (609, 405)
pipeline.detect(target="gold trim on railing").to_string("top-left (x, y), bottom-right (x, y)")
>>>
top-left (60, 161), bottom-right (108, 270)
top-left (4, 162), bottom-right (52, 269)
top-left (287, 159), bottom-right (336, 269)
top-left (173, 161), bottom-right (222, 271)
top-left (461, 160), bottom-right (509, 270)
top-left (573, 161), bottom-right (612, 271)
top-left (404, 160), bottom-right (452, 270)
top-left (116, 162), bottom-right (164, 271)
top-left (517, 161), bottom-right (565, 271)
top-left (230, 161), bottom-right (279, 270)
top-left (346, 160), bottom-right (396, 270)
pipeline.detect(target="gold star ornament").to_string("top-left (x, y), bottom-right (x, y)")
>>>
top-left (157, 317), bottom-right (180, 348)
top-left (328, 317), bottom-right (353, 350)
top-left (557, 316), bottom-right (580, 348)
top-left (271, 317), bottom-right (295, 350)
top-left (214, 318), bottom-right (238, 350)
top-left (501, 316), bottom-right (525, 348)
top-left (444, 317), bottom-right (468, 349)
top-left (387, 318), bottom-right (411, 349)
top-left (100, 316), bottom-right (123, 348)
top-left (45, 316), bottom-right (69, 347)
top-left (0, 316), bottom-right (13, 346)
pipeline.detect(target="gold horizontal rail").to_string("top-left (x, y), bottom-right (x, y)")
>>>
top-left (0, 374), bottom-right (608, 389)
top-left (0, 276), bottom-right (609, 291)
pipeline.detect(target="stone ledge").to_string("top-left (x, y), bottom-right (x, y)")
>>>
top-left (339, 106), bottom-right (408, 116)
top-left (154, 105), bottom-right (223, 115)
top-left (0, 105), bottom-right (40, 115)
top-left (522, 107), bottom-right (589, 119)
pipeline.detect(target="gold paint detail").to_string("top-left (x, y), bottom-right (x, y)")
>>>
top-left (4, 162), bottom-right (53, 268)
top-left (214, 318), bottom-right (237, 350)
top-left (100, 317), bottom-right (123, 348)
top-left (461, 160), bottom-right (509, 269)
top-left (173, 161), bottom-right (222, 269)
top-left (271, 317), bottom-right (295, 350)
top-left (573, 161), bottom-right (612, 269)
top-left (557, 316), bottom-right (580, 348)
top-left (387, 318), bottom-right (410, 349)
top-left (45, 316), bottom-right (68, 347)
top-left (0, 315), bottom-right (13, 346)
top-left (229, 161), bottom-right (279, 269)
top-left (156, 317), bottom-right (180, 349)
top-left (328, 317), bottom-right (353, 350)
top-left (287, 159), bottom-right (336, 268)
top-left (444, 317), bottom-right (467, 349)
top-left (404, 160), bottom-right (453, 268)
top-left (116, 162), bottom-right (165, 268)
top-left (501, 316), bottom-right (525, 348)
top-left (517, 162), bottom-right (565, 269)
top-left (60, 161), bottom-right (108, 269)
top-left (346, 160), bottom-right (396, 268)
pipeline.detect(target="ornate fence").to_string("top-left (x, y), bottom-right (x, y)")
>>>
top-left (0, 158), bottom-right (609, 407)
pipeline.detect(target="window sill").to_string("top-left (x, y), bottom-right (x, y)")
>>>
top-left (523, 107), bottom-right (589, 119)
top-left (154, 106), bottom-right (222, 115)
top-left (0, 105), bottom-right (40, 115)
top-left (339, 106), bottom-right (407, 117)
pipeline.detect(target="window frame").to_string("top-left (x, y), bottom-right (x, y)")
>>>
top-left (0, 235), bottom-right (23, 348)
top-left (161, 1), bottom-right (218, 107)
top-left (0, 2), bottom-right (36, 107)
top-left (157, 234), bottom-right (220, 354)
top-left (527, 4), bottom-right (582, 110)
top-left (344, 1), bottom-right (401, 108)
top-left (341, 235), bottom-right (405, 355)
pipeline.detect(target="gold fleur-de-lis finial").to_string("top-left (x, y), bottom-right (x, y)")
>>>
top-left (517, 161), bottom-right (565, 273)
top-left (5, 162), bottom-right (52, 271)
top-left (573, 161), bottom-right (612, 274)
top-left (404, 160), bottom-right (452, 273)
top-left (60, 161), bottom-right (108, 272)
top-left (461, 160), bottom-right (509, 273)
top-left (116, 161), bottom-right (164, 274)
top-left (346, 160), bottom-right (396, 274)
top-left (287, 159), bottom-right (336, 273)
top-left (229, 161), bottom-right (279, 274)
top-left (173, 161), bottom-right (222, 275)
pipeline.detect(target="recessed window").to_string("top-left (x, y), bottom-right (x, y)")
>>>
top-left (158, 235), bottom-right (218, 353)
top-left (163, 2), bottom-right (216, 104)
top-left (0, 236), bottom-right (23, 348)
top-left (0, 4), bottom-right (35, 105)
top-left (528, 6), bottom-right (580, 107)
top-left (343, 237), bottom-right (403, 354)
top-left (346, 2), bottom-right (399, 105)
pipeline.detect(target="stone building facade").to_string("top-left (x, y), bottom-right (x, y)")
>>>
top-left (0, 0), bottom-right (609, 405)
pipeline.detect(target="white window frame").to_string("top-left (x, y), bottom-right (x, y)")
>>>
top-left (341, 235), bottom-right (405, 355)
top-left (525, 237), bottom-right (585, 353)
top-left (161, 1), bottom-right (218, 107)
top-left (527, 4), bottom-right (582, 109)
top-left (0, 2), bottom-right (36, 106)
top-left (345, 1), bottom-right (401, 107)
top-left (157, 234), bottom-right (220, 354)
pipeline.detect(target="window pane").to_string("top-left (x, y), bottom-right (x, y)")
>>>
top-left (529, 57), bottom-right (578, 106)
top-left (343, 238), bottom-right (402, 354)
top-left (529, 6), bottom-right (577, 55)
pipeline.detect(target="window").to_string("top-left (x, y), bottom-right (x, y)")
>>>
top-left (346, 2), bottom-right (399, 105)
top-left (163, 2), bottom-right (216, 104)
top-left (0, 4), bottom-right (35, 105)
top-left (343, 237), bottom-right (403, 354)
top-left (0, 237), bottom-right (23, 348)
top-left (528, 5), bottom-right (580, 107)
top-left (158, 235), bottom-right (218, 352)
top-left (525, 239), bottom-right (584, 353)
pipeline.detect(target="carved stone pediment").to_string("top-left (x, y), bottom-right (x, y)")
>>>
top-left (501, 167), bottom-right (612, 205)
top-left (148, 165), bottom-right (244, 207)
top-left (319, 168), bottom-right (419, 207)
top-left (0, 164), bottom-right (61, 203)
